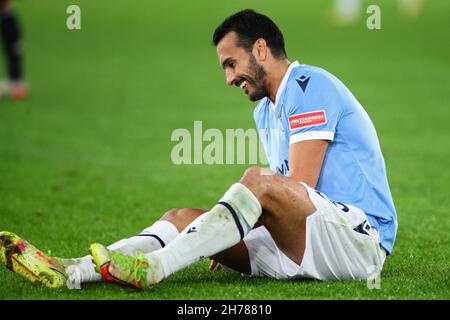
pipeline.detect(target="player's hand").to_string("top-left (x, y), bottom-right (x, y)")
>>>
top-left (209, 259), bottom-right (222, 271)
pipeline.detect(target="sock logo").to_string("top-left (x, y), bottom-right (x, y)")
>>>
top-left (186, 226), bottom-right (197, 234)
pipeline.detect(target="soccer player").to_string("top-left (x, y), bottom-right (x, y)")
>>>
top-left (0, 0), bottom-right (27, 100)
top-left (0, 9), bottom-right (397, 289)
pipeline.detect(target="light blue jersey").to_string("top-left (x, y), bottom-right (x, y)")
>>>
top-left (254, 61), bottom-right (397, 254)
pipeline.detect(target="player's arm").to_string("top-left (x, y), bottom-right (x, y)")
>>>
top-left (285, 72), bottom-right (343, 188)
top-left (288, 140), bottom-right (329, 188)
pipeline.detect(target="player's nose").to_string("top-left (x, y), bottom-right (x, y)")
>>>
top-left (226, 70), bottom-right (237, 86)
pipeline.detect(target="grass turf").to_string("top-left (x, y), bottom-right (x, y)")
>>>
top-left (0, 0), bottom-right (449, 299)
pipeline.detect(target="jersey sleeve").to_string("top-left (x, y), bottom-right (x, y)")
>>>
top-left (284, 74), bottom-right (343, 145)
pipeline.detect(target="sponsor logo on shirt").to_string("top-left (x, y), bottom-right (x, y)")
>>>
top-left (288, 110), bottom-right (327, 130)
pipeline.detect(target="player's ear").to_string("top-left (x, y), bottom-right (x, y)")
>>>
top-left (253, 38), bottom-right (268, 61)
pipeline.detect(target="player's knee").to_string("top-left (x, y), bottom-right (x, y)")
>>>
top-left (160, 207), bottom-right (206, 232)
top-left (241, 166), bottom-right (277, 182)
top-left (240, 167), bottom-right (263, 194)
top-left (160, 208), bottom-right (183, 223)
top-left (240, 166), bottom-right (264, 185)
top-left (240, 166), bottom-right (274, 205)
top-left (161, 207), bottom-right (178, 216)
top-left (161, 207), bottom-right (196, 223)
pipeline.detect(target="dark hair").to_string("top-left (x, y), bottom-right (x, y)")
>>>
top-left (212, 9), bottom-right (287, 59)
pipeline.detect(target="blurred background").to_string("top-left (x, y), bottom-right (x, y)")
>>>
top-left (0, 0), bottom-right (449, 299)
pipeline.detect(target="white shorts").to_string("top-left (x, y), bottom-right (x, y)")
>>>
top-left (243, 183), bottom-right (386, 281)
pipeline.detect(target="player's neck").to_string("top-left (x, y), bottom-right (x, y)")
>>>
top-left (267, 59), bottom-right (291, 104)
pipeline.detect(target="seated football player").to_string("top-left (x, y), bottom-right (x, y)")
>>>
top-left (0, 9), bottom-right (397, 289)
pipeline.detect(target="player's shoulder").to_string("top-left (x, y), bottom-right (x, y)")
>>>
top-left (285, 64), bottom-right (343, 98)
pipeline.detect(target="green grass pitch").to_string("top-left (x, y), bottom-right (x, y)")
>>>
top-left (0, 0), bottom-right (449, 299)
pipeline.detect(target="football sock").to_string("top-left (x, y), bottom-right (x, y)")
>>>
top-left (64, 220), bottom-right (179, 287)
top-left (0, 9), bottom-right (23, 81)
top-left (149, 183), bottom-right (262, 283)
top-left (108, 220), bottom-right (179, 255)
top-left (64, 256), bottom-right (100, 288)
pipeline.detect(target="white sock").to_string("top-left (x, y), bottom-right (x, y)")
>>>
top-left (64, 256), bottom-right (99, 289)
top-left (148, 183), bottom-right (262, 283)
top-left (64, 220), bottom-right (179, 288)
top-left (108, 220), bottom-right (179, 255)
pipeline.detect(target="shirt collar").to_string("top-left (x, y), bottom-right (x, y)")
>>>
top-left (270, 60), bottom-right (300, 111)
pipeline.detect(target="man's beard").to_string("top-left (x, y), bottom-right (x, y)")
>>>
top-left (246, 54), bottom-right (268, 101)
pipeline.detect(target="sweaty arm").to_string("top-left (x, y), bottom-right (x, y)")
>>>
top-left (288, 140), bottom-right (329, 189)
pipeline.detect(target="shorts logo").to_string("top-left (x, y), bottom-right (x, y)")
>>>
top-left (187, 226), bottom-right (197, 234)
top-left (288, 110), bottom-right (327, 130)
